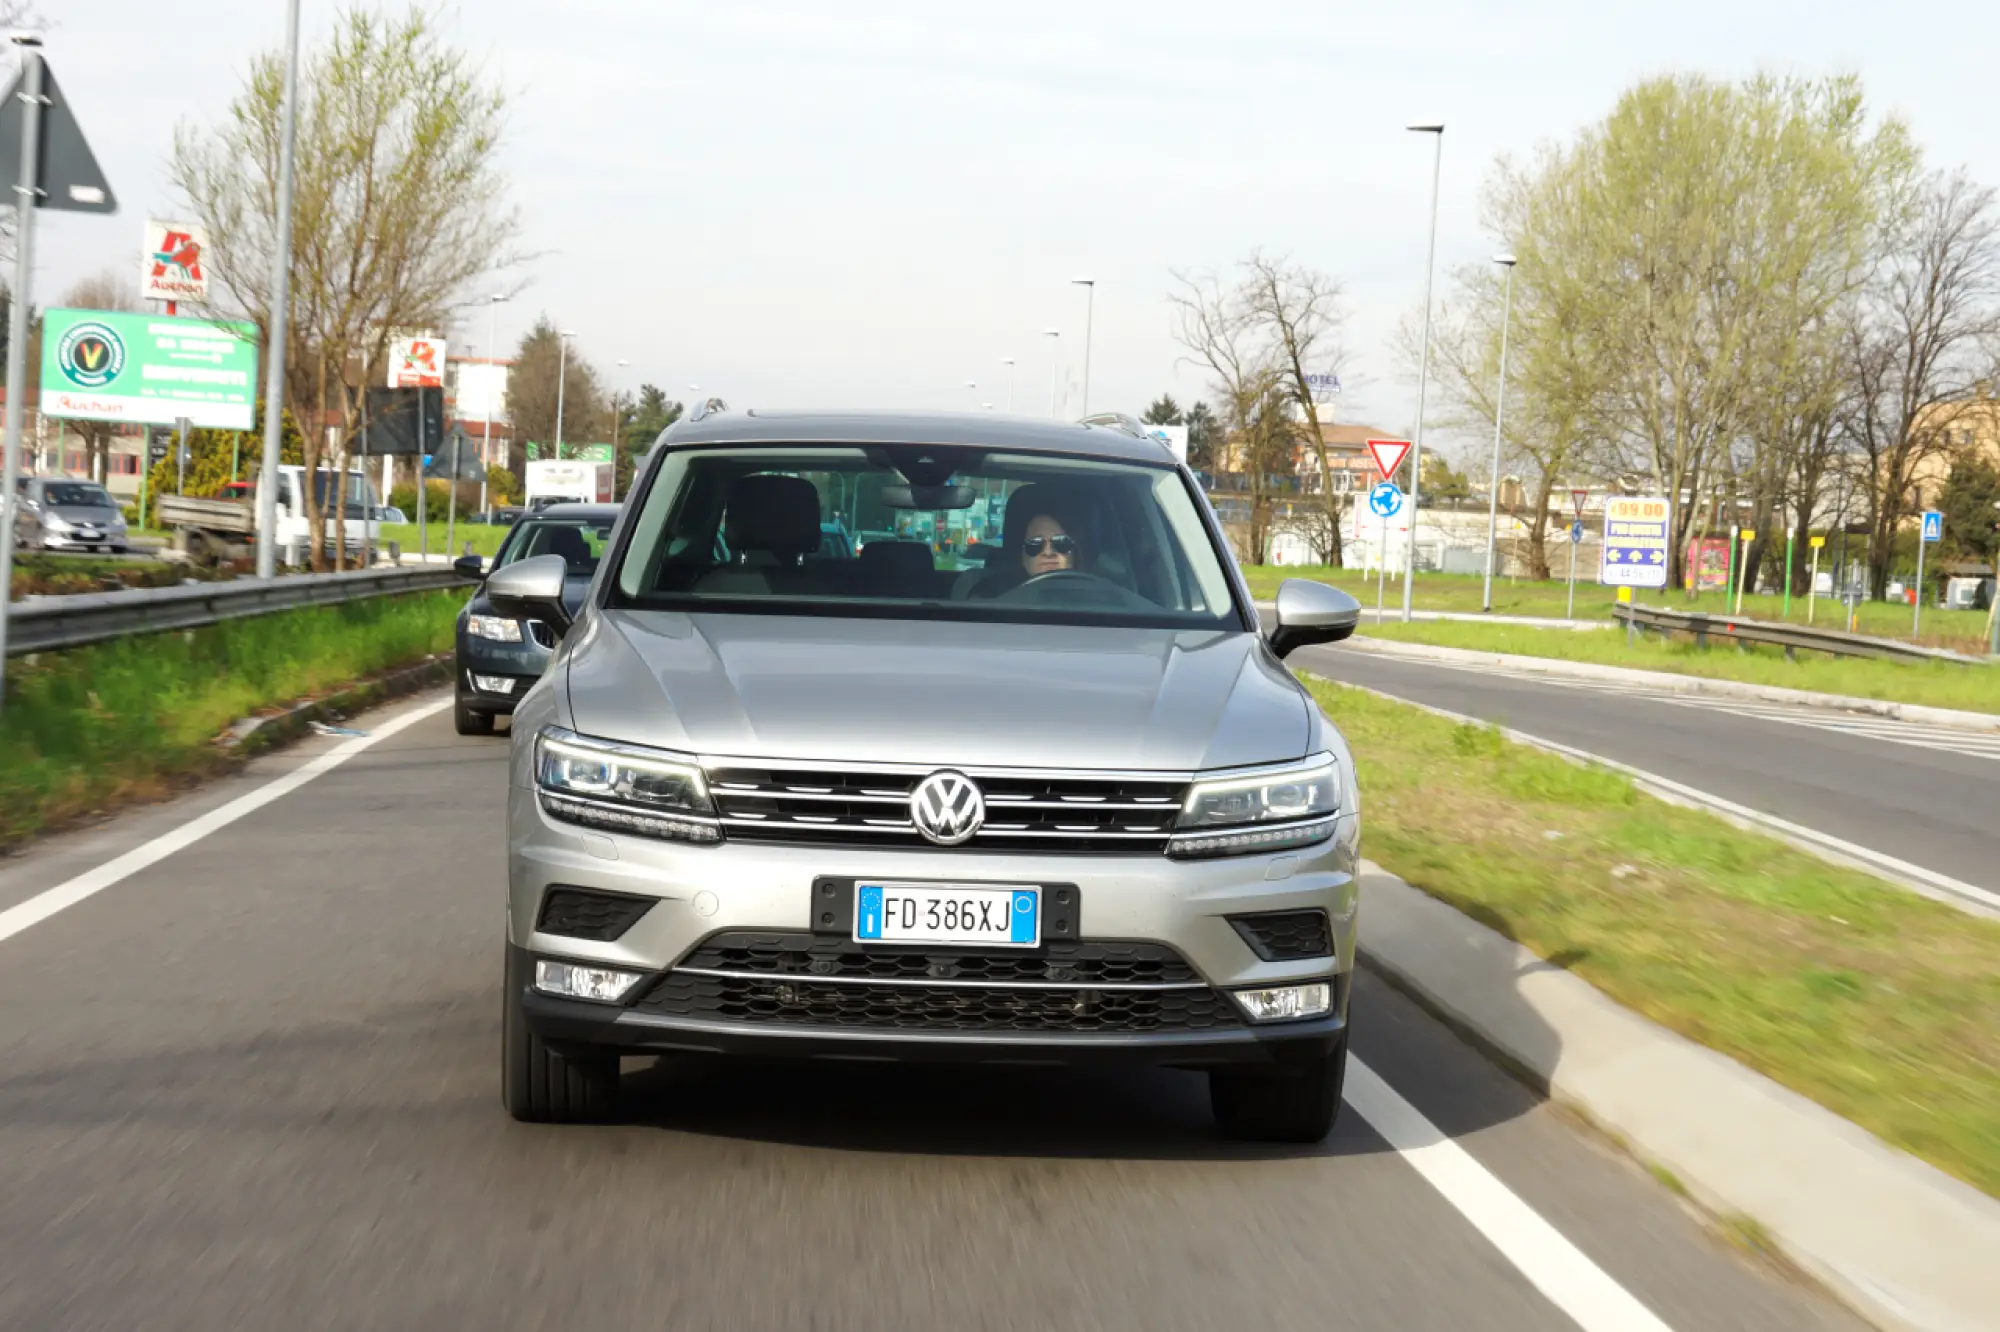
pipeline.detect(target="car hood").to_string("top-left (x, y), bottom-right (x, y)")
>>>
top-left (563, 610), bottom-right (1309, 771)
top-left (48, 505), bottom-right (122, 527)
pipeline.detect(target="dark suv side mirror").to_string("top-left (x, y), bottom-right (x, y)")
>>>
top-left (1267, 579), bottom-right (1362, 658)
top-left (486, 554), bottom-right (572, 634)
top-left (452, 553), bottom-right (486, 581)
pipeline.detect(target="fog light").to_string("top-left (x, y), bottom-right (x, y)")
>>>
top-left (533, 959), bottom-right (643, 1003)
top-left (473, 674), bottom-right (515, 694)
top-left (1233, 982), bottom-right (1332, 1023)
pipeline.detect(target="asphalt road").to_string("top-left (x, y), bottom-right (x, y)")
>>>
top-left (1297, 643), bottom-right (2000, 897)
top-left (0, 694), bottom-right (1863, 1331)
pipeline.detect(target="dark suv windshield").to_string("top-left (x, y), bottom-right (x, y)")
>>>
top-left (611, 445), bottom-right (1237, 628)
top-left (45, 483), bottom-right (115, 508)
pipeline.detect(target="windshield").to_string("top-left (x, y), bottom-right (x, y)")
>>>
top-left (610, 445), bottom-right (1238, 628)
top-left (496, 517), bottom-right (614, 575)
top-left (46, 483), bottom-right (115, 508)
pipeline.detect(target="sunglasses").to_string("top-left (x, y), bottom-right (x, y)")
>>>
top-left (1023, 535), bottom-right (1076, 557)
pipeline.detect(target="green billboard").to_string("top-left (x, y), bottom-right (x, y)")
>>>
top-left (525, 441), bottom-right (614, 462)
top-left (41, 308), bottom-right (259, 431)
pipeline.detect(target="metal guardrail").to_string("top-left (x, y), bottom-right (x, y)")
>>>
top-left (1614, 604), bottom-right (1990, 665)
top-left (7, 565), bottom-right (462, 656)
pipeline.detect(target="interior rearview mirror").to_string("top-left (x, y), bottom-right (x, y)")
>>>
top-left (881, 484), bottom-right (975, 510)
top-left (1267, 579), bottom-right (1362, 658)
top-left (452, 553), bottom-right (485, 581)
top-left (485, 553), bottom-right (572, 634)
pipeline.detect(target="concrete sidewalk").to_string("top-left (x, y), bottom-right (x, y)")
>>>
top-left (1359, 865), bottom-right (2000, 1332)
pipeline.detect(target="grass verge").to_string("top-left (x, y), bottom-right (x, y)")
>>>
top-left (373, 521), bottom-right (509, 559)
top-left (1351, 619), bottom-right (2000, 716)
top-left (1242, 565), bottom-right (1994, 653)
top-left (1305, 678), bottom-right (2000, 1197)
top-left (0, 590), bottom-right (462, 849)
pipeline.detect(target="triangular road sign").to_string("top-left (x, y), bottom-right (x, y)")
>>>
top-left (1366, 438), bottom-right (1412, 481)
top-left (0, 58), bottom-right (118, 214)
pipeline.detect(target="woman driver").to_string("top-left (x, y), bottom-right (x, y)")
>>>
top-left (1020, 512), bottom-right (1080, 578)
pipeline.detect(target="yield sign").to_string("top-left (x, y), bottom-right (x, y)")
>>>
top-left (1571, 488), bottom-right (1590, 520)
top-left (1366, 438), bottom-right (1412, 481)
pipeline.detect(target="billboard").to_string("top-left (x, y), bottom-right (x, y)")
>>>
top-left (452, 360), bottom-right (509, 421)
top-left (356, 386), bottom-right (445, 456)
top-left (388, 335), bottom-right (447, 388)
top-left (1686, 537), bottom-right (1731, 592)
top-left (40, 308), bottom-right (258, 430)
top-left (141, 220), bottom-right (210, 304)
top-left (1599, 496), bottom-right (1671, 588)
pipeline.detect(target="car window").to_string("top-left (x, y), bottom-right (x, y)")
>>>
top-left (45, 483), bottom-right (115, 508)
top-left (611, 445), bottom-right (1237, 630)
top-left (495, 519), bottom-right (614, 573)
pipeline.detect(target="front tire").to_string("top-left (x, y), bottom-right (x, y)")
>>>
top-left (453, 682), bottom-right (495, 736)
top-left (502, 951), bottom-right (620, 1123)
top-left (1211, 1028), bottom-right (1349, 1143)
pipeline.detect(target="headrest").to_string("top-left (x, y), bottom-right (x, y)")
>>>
top-left (538, 526), bottom-right (590, 565)
top-left (725, 474), bottom-right (822, 558)
top-left (858, 540), bottom-right (934, 576)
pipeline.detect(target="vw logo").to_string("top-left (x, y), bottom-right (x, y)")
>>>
top-left (909, 771), bottom-right (985, 846)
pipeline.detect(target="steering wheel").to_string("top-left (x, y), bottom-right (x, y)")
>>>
top-left (1017, 570), bottom-right (1108, 591)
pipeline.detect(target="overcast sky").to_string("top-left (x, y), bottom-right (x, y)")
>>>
top-left (27, 0), bottom-right (2000, 460)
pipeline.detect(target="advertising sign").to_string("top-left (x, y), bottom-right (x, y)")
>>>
top-left (388, 335), bottom-right (447, 389)
top-left (1599, 496), bottom-right (1671, 588)
top-left (40, 308), bottom-right (257, 430)
top-left (1686, 537), bottom-right (1731, 592)
top-left (141, 220), bottom-right (209, 304)
top-left (1143, 423), bottom-right (1188, 463)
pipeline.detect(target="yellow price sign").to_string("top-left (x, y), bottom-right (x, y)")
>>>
top-left (1616, 586), bottom-right (1634, 604)
top-left (1809, 535), bottom-right (1825, 549)
top-left (1739, 530), bottom-right (1756, 542)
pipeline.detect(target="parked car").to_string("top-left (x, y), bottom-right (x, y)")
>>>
top-left (488, 409), bottom-right (1363, 1140)
top-left (12, 477), bottom-right (128, 553)
top-left (374, 506), bottom-right (408, 524)
top-left (451, 504), bottom-right (619, 735)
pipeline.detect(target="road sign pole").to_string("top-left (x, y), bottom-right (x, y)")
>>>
top-left (1566, 528), bottom-right (1578, 620)
top-left (1808, 545), bottom-right (1820, 625)
top-left (417, 386), bottom-right (429, 561)
top-left (446, 427), bottom-right (459, 559)
top-left (1734, 531), bottom-right (1751, 617)
top-left (175, 416), bottom-right (189, 495)
top-left (1913, 529), bottom-right (1927, 639)
top-left (0, 43), bottom-right (47, 708)
top-left (1376, 508), bottom-right (1387, 623)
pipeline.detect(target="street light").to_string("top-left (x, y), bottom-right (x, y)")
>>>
top-left (479, 293), bottom-right (508, 517)
top-left (554, 329), bottom-right (577, 459)
top-left (1071, 279), bottom-right (1095, 415)
top-left (1001, 357), bottom-right (1016, 413)
top-left (1402, 122), bottom-right (1445, 622)
top-left (1482, 254), bottom-right (1517, 613)
top-left (254, 0), bottom-right (303, 581)
top-left (1043, 329), bottom-right (1062, 417)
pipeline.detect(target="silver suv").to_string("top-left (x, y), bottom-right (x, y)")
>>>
top-left (491, 409), bottom-right (1363, 1141)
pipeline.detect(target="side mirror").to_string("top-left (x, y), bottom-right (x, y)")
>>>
top-left (452, 553), bottom-right (486, 581)
top-left (486, 553), bottom-right (572, 635)
top-left (1267, 578), bottom-right (1362, 658)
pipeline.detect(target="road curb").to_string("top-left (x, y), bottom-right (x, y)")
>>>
top-left (1336, 635), bottom-right (2000, 732)
top-left (1355, 864), bottom-right (2000, 1332)
top-left (224, 654), bottom-right (451, 756)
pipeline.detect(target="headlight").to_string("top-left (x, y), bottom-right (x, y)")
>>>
top-left (42, 514), bottom-right (71, 533)
top-left (1169, 755), bottom-right (1341, 859)
top-left (466, 614), bottom-right (523, 642)
top-left (534, 727), bottom-right (721, 844)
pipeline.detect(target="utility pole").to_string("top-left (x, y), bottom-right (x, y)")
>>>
top-left (0, 37), bottom-right (45, 697)
top-left (255, 0), bottom-right (302, 579)
top-left (1402, 123), bottom-right (1444, 622)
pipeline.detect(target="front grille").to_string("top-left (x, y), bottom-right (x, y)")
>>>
top-left (705, 763), bottom-right (1187, 854)
top-left (535, 886), bottom-right (656, 941)
top-left (679, 932), bottom-right (1199, 984)
top-left (1229, 910), bottom-right (1332, 962)
top-left (636, 932), bottom-right (1239, 1034)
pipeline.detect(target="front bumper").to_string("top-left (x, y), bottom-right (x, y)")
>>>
top-left (455, 631), bottom-right (551, 714)
top-left (43, 531), bottom-right (126, 552)
top-left (507, 789), bottom-right (1361, 1067)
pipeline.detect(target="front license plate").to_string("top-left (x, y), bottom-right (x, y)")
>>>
top-left (854, 883), bottom-right (1040, 948)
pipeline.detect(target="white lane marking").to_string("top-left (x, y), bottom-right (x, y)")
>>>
top-left (0, 697), bottom-right (453, 949)
top-left (1346, 1057), bottom-right (1676, 1332)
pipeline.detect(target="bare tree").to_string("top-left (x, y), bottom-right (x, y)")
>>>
top-left (1844, 169), bottom-right (2000, 597)
top-left (1168, 270), bottom-right (1290, 562)
top-left (170, 5), bottom-right (521, 568)
top-left (1244, 252), bottom-right (1348, 565)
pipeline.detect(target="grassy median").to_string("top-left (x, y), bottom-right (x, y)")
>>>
top-left (1351, 619), bottom-right (2000, 716)
top-left (1305, 677), bottom-right (2000, 1196)
top-left (0, 590), bottom-right (462, 849)
top-left (1244, 565), bottom-right (1995, 653)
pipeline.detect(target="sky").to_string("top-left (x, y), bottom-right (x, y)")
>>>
top-left (26, 0), bottom-right (2000, 462)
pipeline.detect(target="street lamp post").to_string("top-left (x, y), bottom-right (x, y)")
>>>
top-left (253, 0), bottom-right (303, 580)
top-left (1071, 279), bottom-right (1095, 415)
top-left (1402, 122), bottom-right (1444, 622)
top-left (554, 329), bottom-right (577, 460)
top-left (479, 293), bottom-right (507, 517)
top-left (1482, 254), bottom-right (1517, 613)
top-left (610, 358), bottom-right (629, 500)
top-left (1043, 330), bottom-right (1061, 416)
top-left (1001, 357), bottom-right (1016, 413)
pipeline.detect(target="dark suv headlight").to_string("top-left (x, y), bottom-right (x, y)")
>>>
top-left (534, 727), bottom-right (722, 844)
top-left (1168, 754), bottom-right (1346, 859)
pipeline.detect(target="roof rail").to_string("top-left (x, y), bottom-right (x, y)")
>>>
top-left (1077, 412), bottom-right (1152, 440)
top-left (686, 396), bottom-right (730, 424)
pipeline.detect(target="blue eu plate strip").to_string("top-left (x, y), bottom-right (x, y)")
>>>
top-left (856, 884), bottom-right (884, 940)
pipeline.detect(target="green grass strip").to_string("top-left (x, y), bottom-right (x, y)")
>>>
top-left (1305, 677), bottom-right (2000, 1196)
top-left (0, 590), bottom-right (462, 848)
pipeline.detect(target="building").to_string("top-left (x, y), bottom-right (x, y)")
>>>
top-left (1904, 391), bottom-right (2000, 513)
top-left (0, 386), bottom-right (149, 497)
